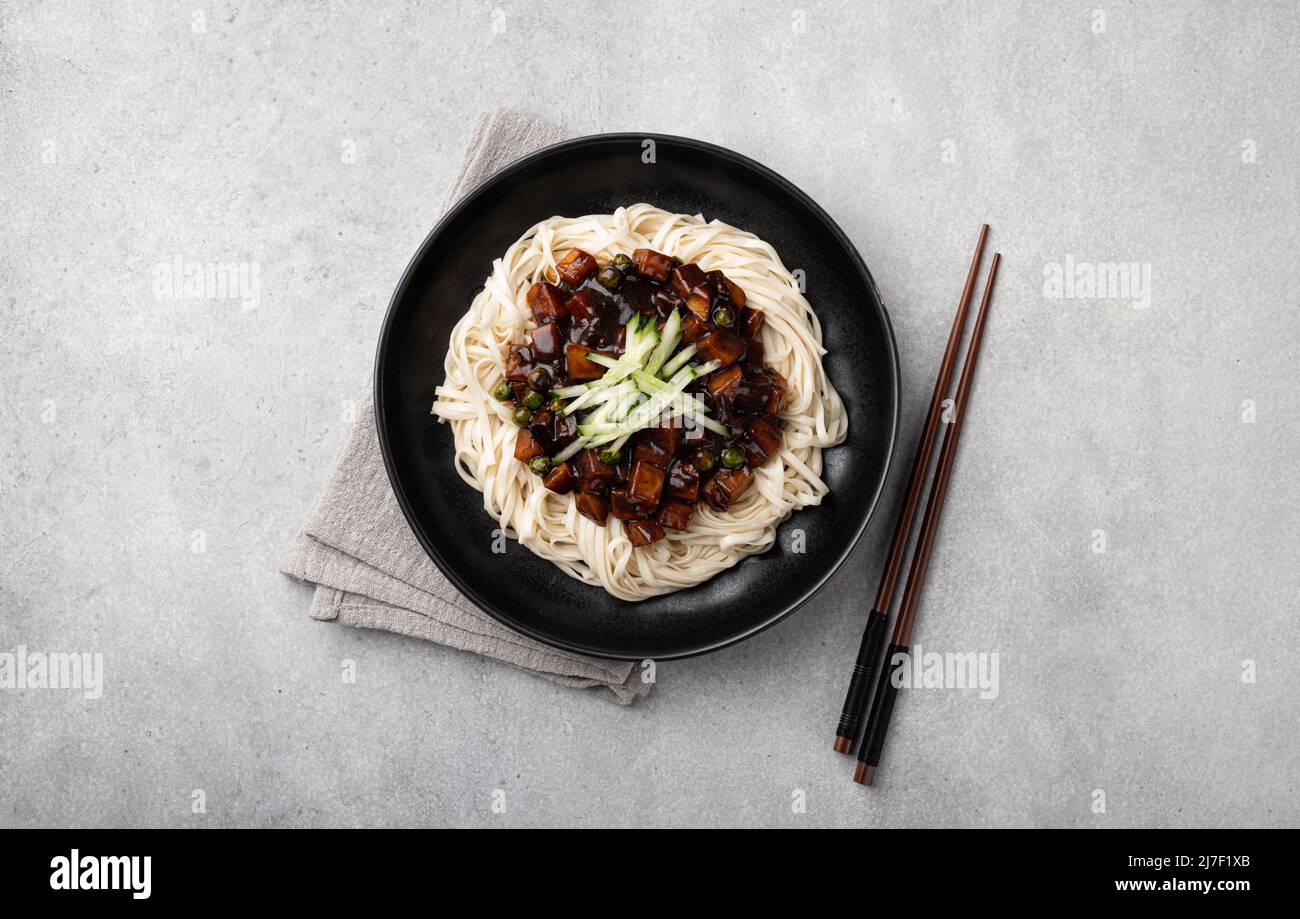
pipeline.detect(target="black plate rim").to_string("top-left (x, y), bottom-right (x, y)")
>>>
top-left (374, 131), bottom-right (900, 661)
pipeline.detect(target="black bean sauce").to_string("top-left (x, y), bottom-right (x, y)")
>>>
top-left (499, 246), bottom-right (787, 547)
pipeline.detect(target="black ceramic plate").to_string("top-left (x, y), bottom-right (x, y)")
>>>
top-left (376, 133), bottom-right (898, 660)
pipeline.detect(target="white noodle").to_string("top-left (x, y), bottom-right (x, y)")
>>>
top-left (431, 205), bottom-right (848, 600)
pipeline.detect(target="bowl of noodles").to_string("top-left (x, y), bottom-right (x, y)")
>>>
top-left (376, 134), bottom-right (898, 659)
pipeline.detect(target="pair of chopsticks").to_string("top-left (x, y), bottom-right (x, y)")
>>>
top-left (833, 225), bottom-right (1000, 786)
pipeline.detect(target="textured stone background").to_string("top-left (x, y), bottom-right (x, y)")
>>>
top-left (2, 1), bottom-right (1297, 827)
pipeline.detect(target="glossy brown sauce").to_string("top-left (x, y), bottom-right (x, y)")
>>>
top-left (498, 247), bottom-right (786, 547)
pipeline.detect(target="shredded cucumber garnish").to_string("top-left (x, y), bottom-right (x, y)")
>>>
top-left (580, 361), bottom-right (719, 440)
top-left (659, 343), bottom-right (698, 379)
top-left (552, 437), bottom-right (588, 464)
top-left (643, 310), bottom-right (682, 377)
top-left (562, 379), bottom-right (636, 417)
top-left (549, 313), bottom-right (723, 453)
top-left (630, 369), bottom-right (670, 394)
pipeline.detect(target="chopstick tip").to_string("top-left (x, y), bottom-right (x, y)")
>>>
top-left (852, 762), bottom-right (876, 786)
top-left (833, 736), bottom-right (854, 755)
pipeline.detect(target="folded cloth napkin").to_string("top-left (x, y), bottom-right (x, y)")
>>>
top-left (282, 109), bottom-right (651, 705)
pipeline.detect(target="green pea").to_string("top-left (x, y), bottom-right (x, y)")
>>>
top-left (513, 407), bottom-right (533, 426)
top-left (492, 380), bottom-right (513, 401)
top-left (526, 367), bottom-right (551, 391)
top-left (549, 395), bottom-right (566, 412)
top-left (612, 253), bottom-right (632, 268)
top-left (529, 456), bottom-right (552, 475)
top-left (695, 448), bottom-right (717, 472)
top-left (721, 447), bottom-right (745, 469)
top-left (596, 266), bottom-right (623, 290)
top-left (523, 389), bottom-right (544, 410)
top-left (712, 306), bottom-right (735, 328)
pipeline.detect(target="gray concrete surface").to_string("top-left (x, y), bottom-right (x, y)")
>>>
top-left (3, 1), bottom-right (1298, 828)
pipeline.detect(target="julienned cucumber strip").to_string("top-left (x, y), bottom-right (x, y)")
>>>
top-left (684, 358), bottom-right (722, 378)
top-left (583, 430), bottom-right (624, 449)
top-left (578, 382), bottom-right (646, 432)
top-left (580, 386), bottom-right (639, 424)
top-left (562, 381), bottom-right (612, 416)
top-left (552, 436), bottom-right (588, 464)
top-left (611, 390), bottom-right (644, 422)
top-left (634, 375), bottom-right (715, 420)
top-left (661, 394), bottom-right (728, 436)
top-left (625, 312), bottom-right (649, 351)
top-left (583, 380), bottom-right (636, 407)
top-left (582, 389), bottom-right (642, 429)
top-left (643, 310), bottom-right (682, 377)
top-left (632, 394), bottom-right (720, 434)
top-left (576, 422), bottom-right (613, 436)
top-left (630, 369), bottom-right (669, 394)
top-left (659, 343), bottom-right (697, 379)
top-left (608, 432), bottom-right (633, 455)
top-left (587, 321), bottom-right (658, 388)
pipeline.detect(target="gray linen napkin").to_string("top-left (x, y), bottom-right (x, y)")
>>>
top-left (282, 109), bottom-right (651, 705)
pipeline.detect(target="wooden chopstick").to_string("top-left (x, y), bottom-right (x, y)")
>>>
top-left (854, 252), bottom-right (1001, 786)
top-left (834, 225), bottom-right (990, 754)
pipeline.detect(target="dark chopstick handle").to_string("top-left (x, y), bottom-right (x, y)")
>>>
top-left (855, 643), bottom-right (910, 783)
top-left (833, 608), bottom-right (889, 752)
